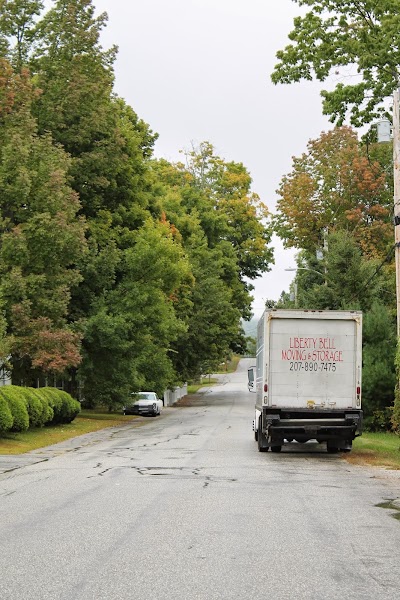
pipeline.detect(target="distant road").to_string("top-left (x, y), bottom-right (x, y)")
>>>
top-left (0, 358), bottom-right (400, 600)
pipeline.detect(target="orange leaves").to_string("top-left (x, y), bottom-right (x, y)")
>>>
top-left (275, 126), bottom-right (392, 258)
top-left (0, 61), bottom-right (40, 118)
top-left (11, 307), bottom-right (82, 374)
top-left (0, 58), bottom-right (15, 117)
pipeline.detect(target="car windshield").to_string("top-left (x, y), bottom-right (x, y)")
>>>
top-left (132, 392), bottom-right (156, 400)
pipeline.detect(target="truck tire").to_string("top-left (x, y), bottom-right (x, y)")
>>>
top-left (339, 440), bottom-right (352, 453)
top-left (254, 429), bottom-right (258, 442)
top-left (271, 445), bottom-right (282, 453)
top-left (327, 441), bottom-right (339, 453)
top-left (257, 416), bottom-right (269, 452)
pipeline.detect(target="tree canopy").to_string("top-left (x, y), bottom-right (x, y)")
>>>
top-left (271, 0), bottom-right (400, 126)
top-left (0, 0), bottom-right (274, 404)
top-left (274, 126), bottom-right (393, 259)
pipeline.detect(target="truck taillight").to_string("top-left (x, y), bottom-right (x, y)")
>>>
top-left (356, 386), bottom-right (361, 395)
top-left (264, 384), bottom-right (268, 392)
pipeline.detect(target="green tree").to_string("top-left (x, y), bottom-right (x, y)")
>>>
top-left (362, 302), bottom-right (396, 430)
top-left (181, 142), bottom-right (273, 283)
top-left (171, 239), bottom-right (244, 381)
top-left (32, 0), bottom-right (116, 152)
top-left (292, 231), bottom-right (385, 312)
top-left (0, 61), bottom-right (87, 383)
top-left (0, 296), bottom-right (11, 365)
top-left (271, 0), bottom-right (400, 126)
top-left (79, 219), bottom-right (190, 409)
top-left (0, 0), bottom-right (43, 68)
top-left (151, 152), bottom-right (271, 380)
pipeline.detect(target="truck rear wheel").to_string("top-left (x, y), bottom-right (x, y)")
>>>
top-left (327, 441), bottom-right (339, 453)
top-left (257, 417), bottom-right (269, 452)
top-left (339, 440), bottom-right (352, 452)
top-left (271, 445), bottom-right (282, 453)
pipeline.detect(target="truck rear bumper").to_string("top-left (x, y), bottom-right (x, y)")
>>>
top-left (270, 424), bottom-right (358, 443)
top-left (260, 408), bottom-right (362, 445)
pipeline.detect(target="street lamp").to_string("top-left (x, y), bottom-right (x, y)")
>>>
top-left (285, 267), bottom-right (326, 278)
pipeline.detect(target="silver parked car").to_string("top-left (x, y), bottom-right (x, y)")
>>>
top-left (123, 392), bottom-right (163, 417)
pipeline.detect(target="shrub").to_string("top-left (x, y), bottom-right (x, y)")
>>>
top-left (57, 390), bottom-right (81, 423)
top-left (0, 393), bottom-right (13, 433)
top-left (36, 387), bottom-right (62, 423)
top-left (392, 340), bottom-right (400, 434)
top-left (0, 386), bottom-right (54, 429)
top-left (0, 387), bottom-right (29, 432)
top-left (362, 303), bottom-right (396, 428)
top-left (37, 388), bottom-right (80, 424)
top-left (392, 385), bottom-right (400, 434)
top-left (364, 408), bottom-right (393, 432)
top-left (18, 387), bottom-right (47, 427)
top-left (26, 388), bottom-right (54, 426)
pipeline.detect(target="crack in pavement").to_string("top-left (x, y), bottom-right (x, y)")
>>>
top-left (87, 464), bottom-right (238, 484)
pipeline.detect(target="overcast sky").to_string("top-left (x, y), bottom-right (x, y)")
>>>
top-left (93, 0), bottom-right (332, 316)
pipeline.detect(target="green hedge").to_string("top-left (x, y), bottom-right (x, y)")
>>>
top-left (21, 388), bottom-right (53, 427)
top-left (0, 394), bottom-right (13, 432)
top-left (0, 386), bottom-right (51, 430)
top-left (34, 388), bottom-right (81, 425)
top-left (0, 387), bottom-right (29, 432)
top-left (0, 386), bottom-right (80, 435)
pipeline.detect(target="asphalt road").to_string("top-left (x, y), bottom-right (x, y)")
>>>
top-left (0, 358), bottom-right (400, 600)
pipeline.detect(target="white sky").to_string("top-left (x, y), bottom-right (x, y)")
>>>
top-left (93, 0), bottom-right (332, 316)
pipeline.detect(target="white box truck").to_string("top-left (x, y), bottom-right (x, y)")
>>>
top-left (250, 309), bottom-right (362, 453)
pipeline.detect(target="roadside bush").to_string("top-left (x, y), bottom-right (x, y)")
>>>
top-left (37, 388), bottom-right (80, 424)
top-left (0, 388), bottom-right (29, 432)
top-left (26, 388), bottom-right (54, 426)
top-left (38, 388), bottom-right (62, 423)
top-left (0, 394), bottom-right (13, 433)
top-left (364, 408), bottom-right (393, 432)
top-left (392, 385), bottom-right (400, 434)
top-left (57, 390), bottom-right (81, 423)
top-left (362, 303), bottom-right (396, 429)
top-left (0, 386), bottom-right (53, 428)
top-left (0, 386), bottom-right (80, 433)
top-left (392, 338), bottom-right (400, 434)
top-left (20, 387), bottom-right (43, 426)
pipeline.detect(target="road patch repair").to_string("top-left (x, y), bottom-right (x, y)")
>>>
top-left (376, 498), bottom-right (400, 521)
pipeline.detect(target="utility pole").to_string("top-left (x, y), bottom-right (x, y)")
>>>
top-left (393, 87), bottom-right (400, 336)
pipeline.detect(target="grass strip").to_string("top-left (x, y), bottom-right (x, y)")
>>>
top-left (187, 378), bottom-right (218, 394)
top-left (348, 432), bottom-right (400, 469)
top-left (0, 410), bottom-right (136, 455)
